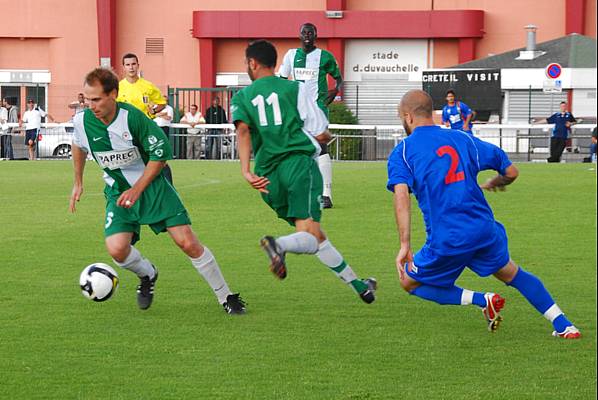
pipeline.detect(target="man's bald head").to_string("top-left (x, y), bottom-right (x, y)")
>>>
top-left (400, 90), bottom-right (433, 118)
top-left (398, 90), bottom-right (435, 135)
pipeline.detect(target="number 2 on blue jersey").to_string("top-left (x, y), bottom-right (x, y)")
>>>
top-left (436, 145), bottom-right (465, 184)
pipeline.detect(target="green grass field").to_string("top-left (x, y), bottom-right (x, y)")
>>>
top-left (0, 160), bottom-right (596, 399)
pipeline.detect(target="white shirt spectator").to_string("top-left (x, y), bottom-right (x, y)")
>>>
top-left (22, 107), bottom-right (48, 130)
top-left (0, 106), bottom-right (8, 132)
top-left (181, 111), bottom-right (206, 134)
top-left (154, 104), bottom-right (174, 128)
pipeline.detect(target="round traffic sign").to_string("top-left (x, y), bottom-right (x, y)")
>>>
top-left (545, 63), bottom-right (562, 79)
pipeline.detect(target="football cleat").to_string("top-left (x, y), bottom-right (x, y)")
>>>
top-left (322, 196), bottom-right (333, 209)
top-left (552, 325), bottom-right (581, 339)
top-left (137, 266), bottom-right (158, 310)
top-left (260, 236), bottom-right (287, 280)
top-left (223, 293), bottom-right (247, 315)
top-left (359, 278), bottom-right (377, 304)
top-left (482, 292), bottom-right (505, 332)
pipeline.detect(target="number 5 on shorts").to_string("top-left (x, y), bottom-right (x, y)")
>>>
top-left (105, 211), bottom-right (114, 229)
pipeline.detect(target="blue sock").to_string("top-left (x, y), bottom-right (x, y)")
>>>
top-left (472, 292), bottom-right (487, 308)
top-left (507, 267), bottom-right (572, 332)
top-left (411, 285), bottom-right (485, 306)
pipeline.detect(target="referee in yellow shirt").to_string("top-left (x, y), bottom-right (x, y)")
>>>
top-left (117, 53), bottom-right (173, 183)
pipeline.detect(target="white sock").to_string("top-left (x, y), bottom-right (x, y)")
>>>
top-left (190, 246), bottom-right (231, 304)
top-left (543, 304), bottom-right (563, 322)
top-left (113, 246), bottom-right (155, 278)
top-left (276, 232), bottom-right (318, 254)
top-left (316, 240), bottom-right (358, 284)
top-left (318, 153), bottom-right (333, 198)
top-left (461, 289), bottom-right (474, 305)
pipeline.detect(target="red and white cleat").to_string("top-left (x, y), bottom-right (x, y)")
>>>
top-left (552, 326), bottom-right (581, 339)
top-left (482, 292), bottom-right (505, 332)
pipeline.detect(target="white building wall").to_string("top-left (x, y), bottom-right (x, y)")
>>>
top-left (572, 89), bottom-right (597, 117)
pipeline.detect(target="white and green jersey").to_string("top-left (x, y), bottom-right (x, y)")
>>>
top-left (73, 102), bottom-right (172, 195)
top-left (231, 76), bottom-right (328, 175)
top-left (279, 48), bottom-right (341, 115)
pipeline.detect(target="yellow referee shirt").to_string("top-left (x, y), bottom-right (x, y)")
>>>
top-left (117, 77), bottom-right (166, 119)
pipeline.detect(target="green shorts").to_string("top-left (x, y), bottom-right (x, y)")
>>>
top-left (103, 179), bottom-right (191, 244)
top-left (260, 154), bottom-right (323, 226)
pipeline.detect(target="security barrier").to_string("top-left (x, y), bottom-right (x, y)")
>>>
top-left (1, 122), bottom-right (595, 162)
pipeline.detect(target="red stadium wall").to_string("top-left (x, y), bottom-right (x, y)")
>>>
top-left (0, 0), bottom-right (595, 122)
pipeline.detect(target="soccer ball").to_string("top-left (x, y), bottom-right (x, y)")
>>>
top-left (79, 263), bottom-right (119, 302)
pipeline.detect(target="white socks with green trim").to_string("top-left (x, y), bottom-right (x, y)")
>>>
top-left (316, 240), bottom-right (366, 292)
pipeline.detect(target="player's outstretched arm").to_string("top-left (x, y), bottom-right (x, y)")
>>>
top-left (480, 164), bottom-right (519, 192)
top-left (393, 184), bottom-right (413, 276)
top-left (70, 144), bottom-right (87, 213)
top-left (236, 121), bottom-right (270, 193)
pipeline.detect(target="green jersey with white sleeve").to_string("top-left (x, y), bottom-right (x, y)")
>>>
top-left (72, 102), bottom-right (172, 196)
top-left (279, 48), bottom-right (341, 116)
top-left (74, 102), bottom-right (189, 242)
top-left (231, 75), bottom-right (328, 176)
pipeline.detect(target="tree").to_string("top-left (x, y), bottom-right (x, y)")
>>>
top-left (328, 101), bottom-right (361, 160)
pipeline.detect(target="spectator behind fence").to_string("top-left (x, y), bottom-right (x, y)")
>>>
top-left (1, 98), bottom-right (17, 160)
top-left (533, 101), bottom-right (576, 163)
top-left (180, 104), bottom-right (205, 160)
top-left (68, 93), bottom-right (88, 117)
top-left (204, 96), bottom-right (227, 159)
top-left (583, 127), bottom-right (597, 163)
top-left (153, 95), bottom-right (173, 138)
top-left (21, 99), bottom-right (54, 160)
top-left (152, 95), bottom-right (175, 183)
top-left (0, 101), bottom-right (8, 159)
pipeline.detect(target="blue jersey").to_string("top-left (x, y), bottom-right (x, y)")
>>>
top-left (387, 125), bottom-right (512, 255)
top-left (546, 112), bottom-right (575, 138)
top-left (442, 102), bottom-right (473, 132)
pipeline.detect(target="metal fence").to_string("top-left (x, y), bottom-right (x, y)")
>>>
top-left (167, 87), bottom-right (240, 124)
top-left (1, 122), bottom-right (595, 162)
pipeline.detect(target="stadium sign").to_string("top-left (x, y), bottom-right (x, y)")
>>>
top-left (345, 39), bottom-right (427, 81)
top-left (422, 69), bottom-right (502, 111)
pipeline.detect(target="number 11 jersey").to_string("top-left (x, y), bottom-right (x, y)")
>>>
top-left (231, 75), bottom-right (327, 176)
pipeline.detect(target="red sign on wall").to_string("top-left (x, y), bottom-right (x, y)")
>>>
top-left (545, 63), bottom-right (562, 79)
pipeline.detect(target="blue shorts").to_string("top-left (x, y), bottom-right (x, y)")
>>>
top-left (25, 129), bottom-right (38, 144)
top-left (408, 222), bottom-right (510, 287)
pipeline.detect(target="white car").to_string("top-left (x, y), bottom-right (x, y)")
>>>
top-left (37, 125), bottom-right (74, 158)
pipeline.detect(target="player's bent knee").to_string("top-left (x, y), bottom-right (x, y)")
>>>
top-left (105, 234), bottom-right (133, 262)
top-left (399, 279), bottom-right (411, 292)
top-left (294, 219), bottom-right (324, 241)
top-left (173, 232), bottom-right (202, 257)
top-left (106, 243), bottom-right (131, 263)
top-left (494, 259), bottom-right (519, 283)
top-left (399, 275), bottom-right (419, 293)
